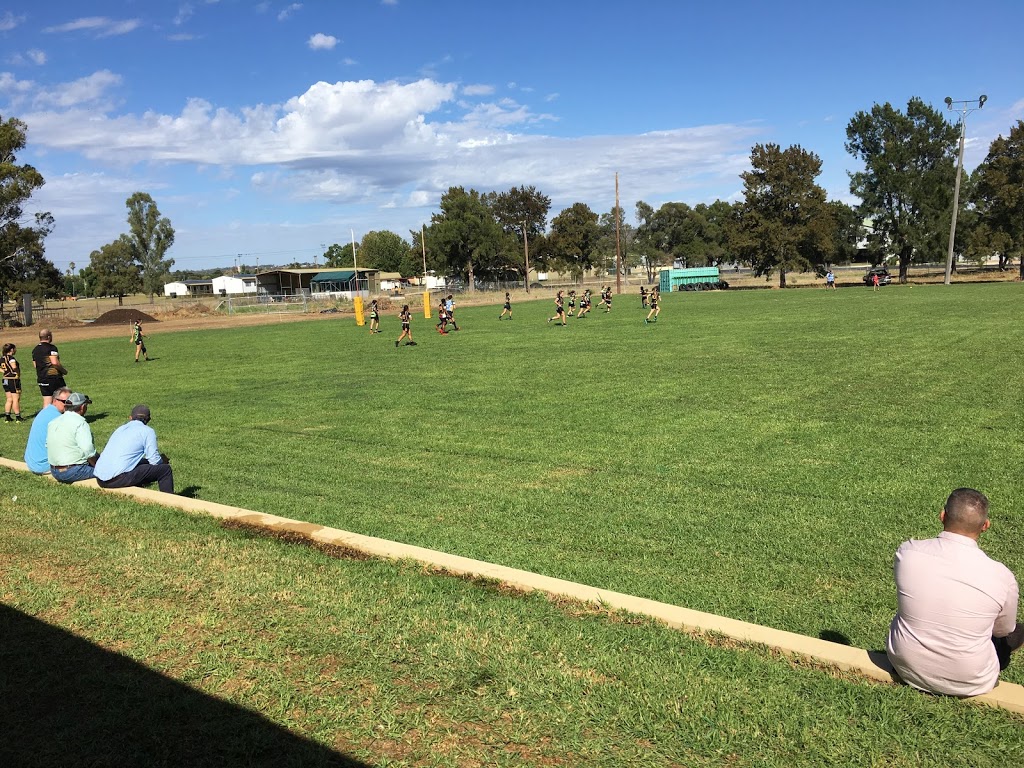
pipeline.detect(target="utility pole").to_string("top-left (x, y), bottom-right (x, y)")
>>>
top-left (943, 95), bottom-right (986, 285)
top-left (523, 220), bottom-right (530, 294)
top-left (615, 172), bottom-right (622, 294)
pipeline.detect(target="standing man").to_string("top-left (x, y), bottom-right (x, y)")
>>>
top-left (95, 404), bottom-right (174, 494)
top-left (32, 329), bottom-right (68, 408)
top-left (46, 392), bottom-right (98, 483)
top-left (825, 270), bottom-right (836, 291)
top-left (24, 386), bottom-right (71, 474)
top-left (887, 488), bottom-right (1023, 697)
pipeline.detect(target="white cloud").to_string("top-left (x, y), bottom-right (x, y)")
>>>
top-left (174, 4), bottom-right (194, 25)
top-left (31, 70), bottom-right (123, 109)
top-left (278, 3), bottom-right (303, 21)
top-left (462, 84), bottom-right (494, 97)
top-left (0, 11), bottom-right (25, 31)
top-left (6, 49), bottom-right (47, 67)
top-left (307, 33), bottom-right (338, 50)
top-left (43, 17), bottom-right (143, 37)
top-left (28, 49), bottom-right (47, 65)
top-left (342, 57), bottom-right (357, 66)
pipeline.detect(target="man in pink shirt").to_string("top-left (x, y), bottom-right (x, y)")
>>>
top-left (887, 488), bottom-right (1023, 696)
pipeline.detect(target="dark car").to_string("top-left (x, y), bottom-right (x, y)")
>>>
top-left (863, 267), bottom-right (892, 286)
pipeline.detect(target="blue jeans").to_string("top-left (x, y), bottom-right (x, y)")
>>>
top-left (51, 463), bottom-right (95, 483)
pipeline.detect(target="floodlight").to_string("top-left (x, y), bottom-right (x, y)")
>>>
top-left (979, 94), bottom-right (987, 108)
top-left (944, 96), bottom-right (953, 108)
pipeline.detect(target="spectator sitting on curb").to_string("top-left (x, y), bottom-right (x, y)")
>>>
top-left (95, 404), bottom-right (174, 494)
top-left (46, 392), bottom-right (98, 483)
top-left (24, 386), bottom-right (72, 474)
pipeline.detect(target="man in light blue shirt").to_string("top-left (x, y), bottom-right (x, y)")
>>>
top-left (47, 392), bottom-right (98, 483)
top-left (95, 404), bottom-right (174, 494)
top-left (24, 386), bottom-right (71, 473)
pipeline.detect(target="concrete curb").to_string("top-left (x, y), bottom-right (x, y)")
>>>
top-left (3, 455), bottom-right (1023, 715)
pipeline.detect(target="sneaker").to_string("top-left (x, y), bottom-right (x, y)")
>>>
top-left (644, 319), bottom-right (648, 324)
top-left (395, 340), bottom-right (400, 348)
top-left (408, 341), bottom-right (417, 346)
top-left (15, 415), bottom-right (24, 422)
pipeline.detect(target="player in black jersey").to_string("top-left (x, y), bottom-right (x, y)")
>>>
top-left (498, 292), bottom-right (512, 320)
top-left (368, 299), bottom-right (380, 333)
top-left (132, 321), bottom-right (150, 362)
top-left (396, 305), bottom-right (416, 346)
top-left (576, 289), bottom-right (592, 318)
top-left (547, 291), bottom-right (566, 325)
top-left (640, 286), bottom-right (648, 308)
top-left (645, 288), bottom-right (660, 324)
top-left (1, 343), bottom-right (23, 422)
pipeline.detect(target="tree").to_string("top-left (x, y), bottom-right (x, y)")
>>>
top-left (827, 200), bottom-right (864, 266)
top-left (970, 120), bottom-right (1024, 277)
top-left (733, 143), bottom-right (834, 287)
top-left (323, 243), bottom-right (355, 268)
top-left (597, 207), bottom-right (637, 278)
top-left (633, 200), bottom-right (673, 283)
top-left (428, 187), bottom-right (508, 289)
top-left (549, 202), bottom-right (601, 279)
top-left (126, 192), bottom-right (175, 296)
top-left (89, 236), bottom-right (141, 305)
top-left (846, 98), bottom-right (958, 283)
top-left (485, 185), bottom-right (552, 287)
top-left (0, 115), bottom-right (59, 319)
top-left (358, 230), bottom-right (410, 273)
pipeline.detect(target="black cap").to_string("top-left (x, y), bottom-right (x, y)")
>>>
top-left (131, 404), bottom-right (151, 422)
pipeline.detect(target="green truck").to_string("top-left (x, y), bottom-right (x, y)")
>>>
top-left (659, 267), bottom-right (727, 292)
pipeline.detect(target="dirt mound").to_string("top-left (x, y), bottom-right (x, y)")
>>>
top-left (159, 303), bottom-right (216, 319)
top-left (92, 308), bottom-right (158, 326)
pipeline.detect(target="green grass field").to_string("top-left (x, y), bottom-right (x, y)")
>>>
top-left (2, 284), bottom-right (1022, 661)
top-left (3, 282), bottom-right (1024, 764)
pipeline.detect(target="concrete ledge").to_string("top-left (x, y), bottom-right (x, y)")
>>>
top-left (3, 455), bottom-right (1023, 715)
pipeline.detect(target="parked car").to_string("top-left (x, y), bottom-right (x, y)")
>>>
top-left (863, 267), bottom-right (892, 286)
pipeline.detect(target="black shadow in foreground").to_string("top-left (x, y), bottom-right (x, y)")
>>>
top-left (0, 604), bottom-right (370, 767)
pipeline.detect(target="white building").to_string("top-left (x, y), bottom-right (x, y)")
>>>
top-left (212, 274), bottom-right (258, 295)
top-left (163, 279), bottom-right (213, 297)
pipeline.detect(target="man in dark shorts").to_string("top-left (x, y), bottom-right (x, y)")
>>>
top-left (32, 329), bottom-right (67, 408)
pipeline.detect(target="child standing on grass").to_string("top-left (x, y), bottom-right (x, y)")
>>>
top-left (132, 320), bottom-right (150, 362)
top-left (547, 291), bottom-right (566, 326)
top-left (640, 286), bottom-right (648, 308)
top-left (436, 298), bottom-right (449, 334)
top-left (1, 343), bottom-right (23, 422)
top-left (368, 299), bottom-right (380, 333)
top-left (396, 305), bottom-right (416, 347)
top-left (499, 292), bottom-right (513, 320)
top-left (645, 288), bottom-right (660, 324)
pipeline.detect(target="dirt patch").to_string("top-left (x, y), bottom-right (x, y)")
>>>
top-left (91, 308), bottom-right (158, 326)
top-left (155, 303), bottom-right (216, 320)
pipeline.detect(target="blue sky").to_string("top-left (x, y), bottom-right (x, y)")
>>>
top-left (2, 0), bottom-right (1021, 273)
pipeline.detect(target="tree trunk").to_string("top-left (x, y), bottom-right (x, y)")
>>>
top-left (1019, 254), bottom-right (1023, 281)
top-left (467, 260), bottom-right (475, 293)
top-left (118, 295), bottom-right (124, 306)
top-left (899, 247), bottom-right (913, 284)
top-left (779, 269), bottom-right (787, 288)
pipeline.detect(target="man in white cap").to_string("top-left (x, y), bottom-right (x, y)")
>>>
top-left (95, 404), bottom-right (174, 494)
top-left (46, 392), bottom-right (98, 483)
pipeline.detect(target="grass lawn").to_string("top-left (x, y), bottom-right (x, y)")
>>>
top-left (1, 283), bottom-right (1021, 665)
top-left (3, 473), bottom-right (1024, 766)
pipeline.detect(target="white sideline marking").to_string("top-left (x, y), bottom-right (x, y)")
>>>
top-left (2, 455), bottom-right (1022, 715)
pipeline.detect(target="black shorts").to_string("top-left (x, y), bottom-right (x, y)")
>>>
top-left (504, 303), bottom-right (511, 310)
top-left (402, 322), bottom-right (410, 330)
top-left (38, 377), bottom-right (66, 397)
top-left (3, 379), bottom-right (20, 394)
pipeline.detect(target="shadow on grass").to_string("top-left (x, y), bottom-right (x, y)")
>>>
top-left (178, 484), bottom-right (202, 498)
top-left (819, 630), bottom-right (852, 645)
top-left (84, 411), bottom-right (110, 424)
top-left (0, 604), bottom-right (369, 767)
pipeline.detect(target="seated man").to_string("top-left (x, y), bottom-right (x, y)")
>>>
top-left (95, 404), bottom-right (174, 494)
top-left (887, 488), bottom-right (1024, 696)
top-left (46, 392), bottom-right (98, 483)
top-left (24, 386), bottom-right (71, 474)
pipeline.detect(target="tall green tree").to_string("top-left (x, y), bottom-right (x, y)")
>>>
top-left (733, 143), bottom-right (834, 287)
top-left (970, 120), bottom-right (1024, 277)
top-left (88, 235), bottom-right (142, 305)
top-left (549, 203), bottom-right (601, 280)
top-left (484, 185), bottom-right (551, 287)
top-left (827, 200), bottom-right (864, 266)
top-left (596, 207), bottom-right (637, 278)
top-left (0, 115), bottom-right (59, 316)
top-left (846, 98), bottom-right (958, 283)
top-left (358, 230), bottom-right (410, 273)
top-left (323, 243), bottom-right (353, 268)
top-left (428, 187), bottom-right (508, 289)
top-left (633, 201), bottom-right (670, 283)
top-left (126, 192), bottom-right (175, 296)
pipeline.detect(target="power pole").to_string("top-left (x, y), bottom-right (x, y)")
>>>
top-left (615, 172), bottom-right (622, 294)
top-left (523, 220), bottom-right (530, 294)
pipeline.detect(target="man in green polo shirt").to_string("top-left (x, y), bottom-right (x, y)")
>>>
top-left (46, 392), bottom-right (99, 483)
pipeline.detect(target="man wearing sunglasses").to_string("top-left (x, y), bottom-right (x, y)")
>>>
top-left (47, 392), bottom-right (99, 483)
top-left (23, 386), bottom-right (72, 474)
top-left (94, 404), bottom-right (174, 494)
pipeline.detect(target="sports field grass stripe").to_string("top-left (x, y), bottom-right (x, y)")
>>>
top-left (3, 457), bottom-right (1022, 717)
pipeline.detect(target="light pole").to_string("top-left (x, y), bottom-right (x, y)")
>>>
top-left (943, 94), bottom-right (986, 285)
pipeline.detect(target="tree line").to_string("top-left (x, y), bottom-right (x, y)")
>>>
top-left (2, 98), bottom-right (1022, 304)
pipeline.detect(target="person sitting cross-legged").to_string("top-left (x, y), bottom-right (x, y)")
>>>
top-left (887, 487), bottom-right (1024, 697)
top-left (94, 404), bottom-right (174, 494)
